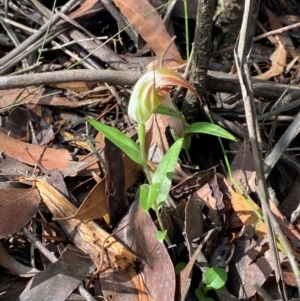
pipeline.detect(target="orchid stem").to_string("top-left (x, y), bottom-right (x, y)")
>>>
top-left (156, 210), bottom-right (171, 245)
top-left (138, 124), bottom-right (152, 185)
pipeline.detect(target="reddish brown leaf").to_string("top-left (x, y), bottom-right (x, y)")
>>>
top-left (0, 132), bottom-right (78, 172)
top-left (0, 187), bottom-right (40, 238)
top-left (0, 88), bottom-right (43, 109)
top-left (112, 0), bottom-right (182, 61)
top-left (115, 200), bottom-right (176, 301)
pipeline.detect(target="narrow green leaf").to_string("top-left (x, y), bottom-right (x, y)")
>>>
top-left (184, 122), bottom-right (237, 141)
top-left (155, 230), bottom-right (167, 242)
top-left (140, 183), bottom-right (160, 212)
top-left (154, 105), bottom-right (185, 121)
top-left (152, 138), bottom-right (183, 209)
top-left (86, 117), bottom-right (142, 165)
top-left (204, 267), bottom-right (227, 290)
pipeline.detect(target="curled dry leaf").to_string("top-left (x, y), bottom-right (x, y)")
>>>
top-left (52, 178), bottom-right (109, 221)
top-left (0, 187), bottom-right (40, 238)
top-left (255, 41), bottom-right (287, 80)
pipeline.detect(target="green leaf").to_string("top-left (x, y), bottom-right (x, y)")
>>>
top-left (86, 117), bottom-right (142, 165)
top-left (140, 183), bottom-right (160, 212)
top-left (155, 230), bottom-right (167, 242)
top-left (152, 138), bottom-right (183, 209)
top-left (154, 105), bottom-right (185, 121)
top-left (175, 262), bottom-right (187, 275)
top-left (184, 122), bottom-right (237, 141)
top-left (204, 267), bottom-right (227, 290)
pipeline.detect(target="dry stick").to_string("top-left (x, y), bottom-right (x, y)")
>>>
top-left (22, 227), bottom-right (96, 301)
top-left (212, 20), bottom-right (300, 56)
top-left (0, 0), bottom-right (79, 74)
top-left (0, 69), bottom-right (141, 90)
top-left (234, 1), bottom-right (291, 299)
top-left (264, 112), bottom-right (300, 179)
top-left (2, 22), bottom-right (72, 74)
top-left (3, 68), bottom-right (300, 100)
top-left (25, 0), bottom-right (104, 71)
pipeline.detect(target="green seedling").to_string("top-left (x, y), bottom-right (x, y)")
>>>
top-left (195, 267), bottom-right (228, 301)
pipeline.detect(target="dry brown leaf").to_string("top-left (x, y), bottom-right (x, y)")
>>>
top-left (0, 88), bottom-right (44, 109)
top-left (49, 81), bottom-right (97, 93)
top-left (255, 41), bottom-right (287, 80)
top-left (69, 0), bottom-right (99, 19)
top-left (265, 7), bottom-right (296, 56)
top-left (34, 179), bottom-right (136, 269)
top-left (177, 242), bottom-right (207, 301)
top-left (234, 236), bottom-right (285, 298)
top-left (53, 178), bottom-right (109, 221)
top-left (0, 132), bottom-right (79, 172)
top-left (115, 201), bottom-right (176, 300)
top-left (100, 266), bottom-right (155, 301)
top-left (145, 94), bottom-right (184, 154)
top-left (54, 154), bottom-right (140, 222)
top-left (0, 187), bottom-right (40, 238)
top-left (112, 0), bottom-right (182, 62)
top-left (229, 140), bottom-right (256, 193)
top-left (224, 179), bottom-right (267, 238)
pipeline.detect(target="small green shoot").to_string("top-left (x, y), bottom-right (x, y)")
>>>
top-left (195, 267), bottom-right (227, 301)
top-left (156, 230), bottom-right (168, 242)
top-left (203, 267), bottom-right (227, 292)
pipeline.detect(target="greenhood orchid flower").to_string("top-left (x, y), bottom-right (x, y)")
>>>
top-left (128, 68), bottom-right (199, 124)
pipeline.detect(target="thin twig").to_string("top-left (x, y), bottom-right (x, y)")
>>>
top-left (22, 226), bottom-right (97, 301)
top-left (234, 0), bottom-right (294, 299)
top-left (213, 20), bottom-right (300, 56)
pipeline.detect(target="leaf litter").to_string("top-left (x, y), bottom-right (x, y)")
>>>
top-left (1, 0), bottom-right (300, 300)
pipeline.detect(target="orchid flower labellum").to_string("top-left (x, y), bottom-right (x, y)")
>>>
top-left (128, 68), bottom-right (198, 124)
